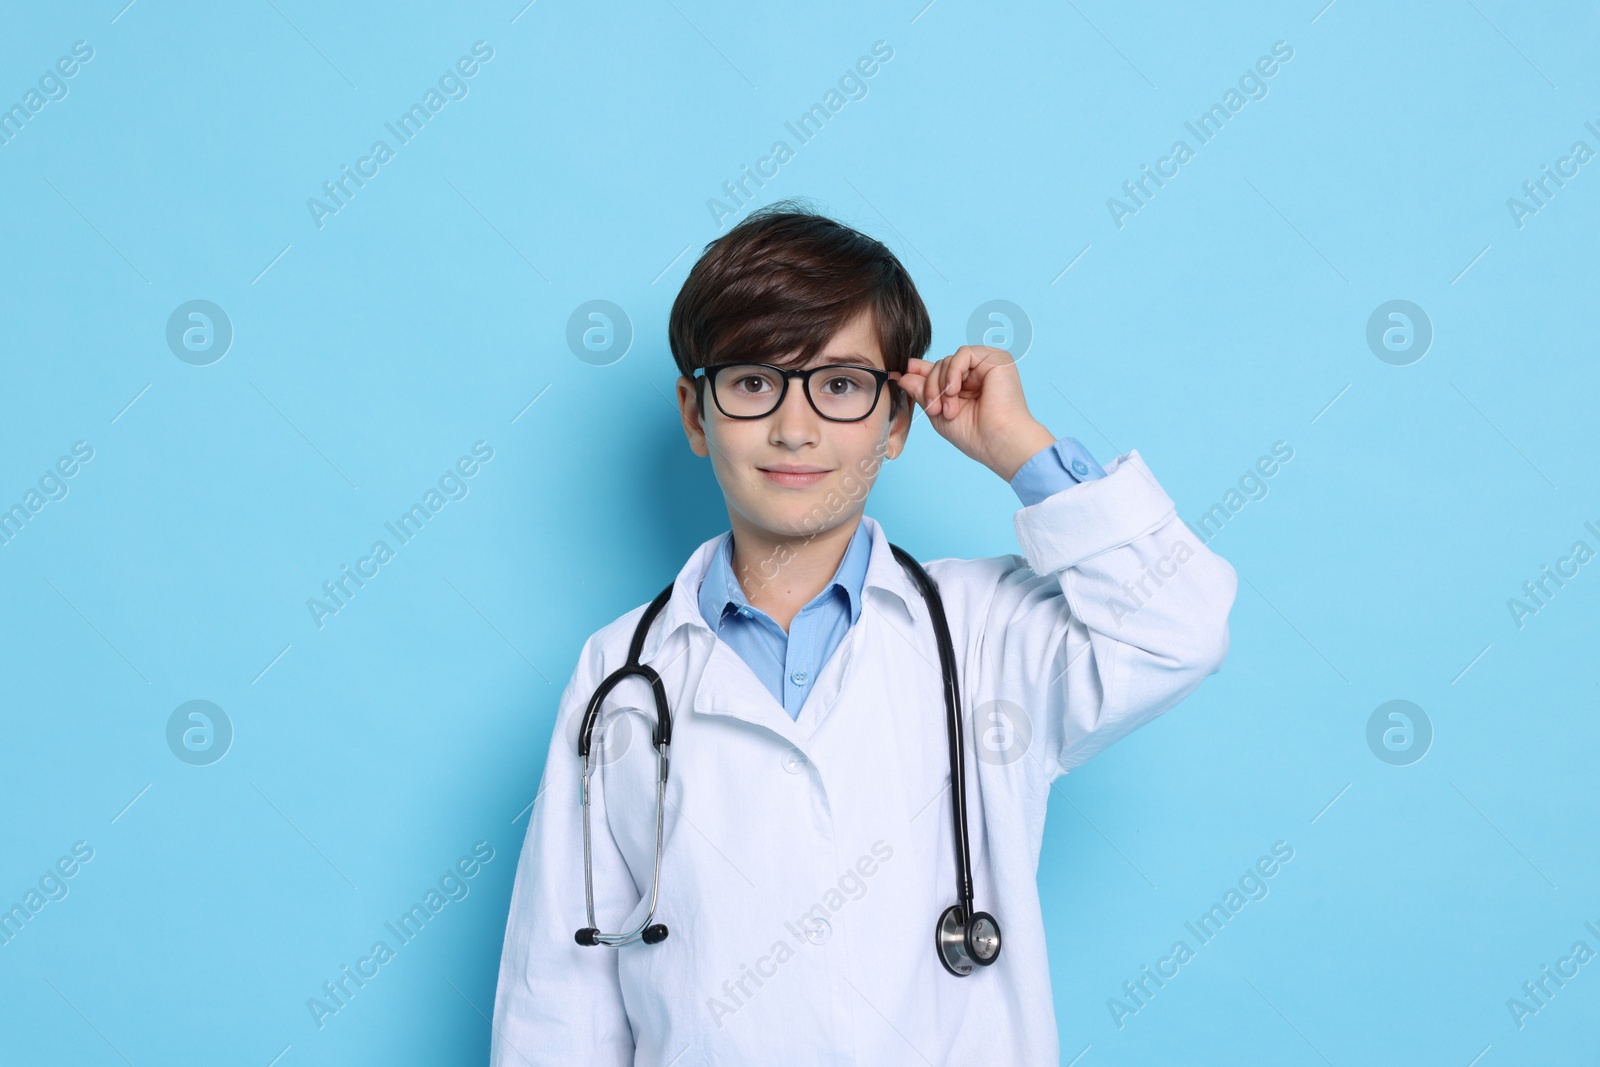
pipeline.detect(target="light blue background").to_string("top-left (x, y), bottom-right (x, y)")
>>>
top-left (2, 1), bottom-right (1596, 1063)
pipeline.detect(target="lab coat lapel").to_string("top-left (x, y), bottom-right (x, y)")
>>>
top-left (789, 616), bottom-right (859, 741)
top-left (792, 519), bottom-right (934, 746)
top-left (744, 516), bottom-right (924, 743)
top-left (628, 534), bottom-right (795, 741)
top-left (691, 638), bottom-right (802, 742)
top-left (639, 515), bottom-right (923, 744)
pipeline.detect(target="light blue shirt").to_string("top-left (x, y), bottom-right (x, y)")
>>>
top-left (697, 435), bottom-right (1105, 720)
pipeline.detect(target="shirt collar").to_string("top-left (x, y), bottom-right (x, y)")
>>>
top-left (697, 517), bottom-right (874, 631)
top-left (642, 514), bottom-right (917, 664)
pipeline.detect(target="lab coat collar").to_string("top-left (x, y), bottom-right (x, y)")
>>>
top-left (638, 513), bottom-right (917, 667)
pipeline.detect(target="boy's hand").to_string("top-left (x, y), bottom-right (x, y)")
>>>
top-left (891, 347), bottom-right (1058, 482)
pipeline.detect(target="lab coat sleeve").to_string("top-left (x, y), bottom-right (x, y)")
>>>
top-left (992, 448), bottom-right (1236, 782)
top-left (490, 632), bottom-right (638, 1066)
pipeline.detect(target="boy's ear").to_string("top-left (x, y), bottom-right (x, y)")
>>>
top-left (676, 375), bottom-right (710, 457)
top-left (884, 381), bottom-right (913, 461)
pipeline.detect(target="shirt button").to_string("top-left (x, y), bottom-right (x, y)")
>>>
top-left (739, 608), bottom-right (752, 618)
top-left (1071, 458), bottom-right (1089, 476)
top-left (803, 916), bottom-right (831, 944)
top-left (790, 669), bottom-right (808, 686)
top-left (781, 748), bottom-right (806, 774)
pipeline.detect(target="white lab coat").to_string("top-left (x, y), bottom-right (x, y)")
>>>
top-left (491, 449), bottom-right (1237, 1066)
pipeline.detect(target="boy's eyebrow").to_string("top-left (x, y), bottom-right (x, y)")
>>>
top-left (811, 354), bottom-right (878, 368)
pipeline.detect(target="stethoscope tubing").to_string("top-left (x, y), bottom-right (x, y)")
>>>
top-left (576, 579), bottom-right (676, 947)
top-left (573, 544), bottom-right (997, 969)
top-left (581, 743), bottom-right (669, 946)
top-left (888, 543), bottom-right (977, 923)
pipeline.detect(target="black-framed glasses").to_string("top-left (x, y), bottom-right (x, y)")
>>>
top-left (695, 362), bottom-right (892, 422)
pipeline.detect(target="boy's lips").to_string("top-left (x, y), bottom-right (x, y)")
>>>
top-left (759, 465), bottom-right (830, 488)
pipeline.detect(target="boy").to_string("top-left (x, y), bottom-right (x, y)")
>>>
top-left (491, 203), bottom-right (1237, 1065)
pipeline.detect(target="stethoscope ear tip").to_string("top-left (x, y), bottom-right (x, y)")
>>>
top-left (642, 923), bottom-right (670, 944)
top-left (575, 927), bottom-right (600, 946)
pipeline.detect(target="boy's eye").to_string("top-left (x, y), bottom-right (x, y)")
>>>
top-left (733, 375), bottom-right (772, 394)
top-left (820, 374), bottom-right (861, 395)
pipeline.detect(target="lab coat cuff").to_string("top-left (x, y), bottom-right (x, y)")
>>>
top-left (1012, 449), bottom-right (1176, 573)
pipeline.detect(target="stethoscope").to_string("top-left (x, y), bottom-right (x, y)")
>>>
top-left (573, 542), bottom-right (1002, 977)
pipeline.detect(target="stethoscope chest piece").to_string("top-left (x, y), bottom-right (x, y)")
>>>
top-left (935, 904), bottom-right (1003, 977)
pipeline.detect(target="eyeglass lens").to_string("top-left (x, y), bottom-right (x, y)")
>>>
top-left (715, 365), bottom-right (880, 420)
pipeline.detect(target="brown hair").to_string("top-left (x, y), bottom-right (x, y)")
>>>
top-left (668, 199), bottom-right (931, 414)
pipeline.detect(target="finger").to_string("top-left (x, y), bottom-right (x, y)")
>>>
top-left (941, 352), bottom-right (977, 419)
top-left (895, 371), bottom-right (927, 406)
top-left (936, 363), bottom-right (967, 417)
top-left (960, 347), bottom-right (1009, 391)
top-left (926, 360), bottom-right (950, 416)
top-left (946, 349), bottom-right (975, 396)
top-left (907, 356), bottom-right (962, 411)
top-left (908, 380), bottom-right (930, 414)
top-left (903, 358), bottom-right (936, 399)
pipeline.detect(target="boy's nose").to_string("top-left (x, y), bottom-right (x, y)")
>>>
top-left (770, 380), bottom-right (822, 440)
